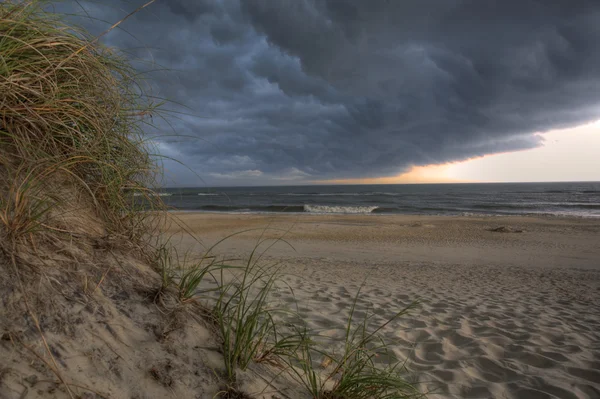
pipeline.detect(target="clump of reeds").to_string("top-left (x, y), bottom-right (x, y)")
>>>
top-left (213, 257), bottom-right (287, 383)
top-left (0, 0), bottom-right (163, 255)
top-left (287, 287), bottom-right (422, 399)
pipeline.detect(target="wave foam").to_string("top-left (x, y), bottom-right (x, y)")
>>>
top-left (132, 192), bottom-right (171, 197)
top-left (303, 204), bottom-right (379, 214)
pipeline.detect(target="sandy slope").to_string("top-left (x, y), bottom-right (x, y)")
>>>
top-left (172, 213), bottom-right (600, 399)
top-left (0, 247), bottom-right (225, 399)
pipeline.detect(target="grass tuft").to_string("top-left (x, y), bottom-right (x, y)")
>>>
top-left (209, 237), bottom-right (304, 386)
top-left (0, 0), bottom-right (165, 253)
top-left (287, 285), bottom-right (422, 399)
top-left (213, 257), bottom-right (282, 383)
top-left (178, 255), bottom-right (221, 303)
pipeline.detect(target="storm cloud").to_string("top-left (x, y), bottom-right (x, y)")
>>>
top-left (61, 0), bottom-right (600, 185)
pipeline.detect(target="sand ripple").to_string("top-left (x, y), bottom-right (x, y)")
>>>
top-left (272, 258), bottom-right (600, 399)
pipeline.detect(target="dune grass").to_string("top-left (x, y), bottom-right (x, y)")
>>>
top-left (287, 287), bottom-right (422, 399)
top-left (0, 0), bottom-right (164, 252)
top-left (1, 3), bottom-right (424, 398)
top-left (178, 241), bottom-right (424, 398)
top-left (213, 252), bottom-right (287, 383)
top-left (0, 2), bottom-right (168, 397)
top-left (207, 260), bottom-right (423, 398)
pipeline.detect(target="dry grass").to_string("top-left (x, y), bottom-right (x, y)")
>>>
top-left (0, 3), bottom-right (424, 398)
top-left (0, 0), bottom-right (164, 255)
top-left (0, 2), bottom-right (168, 396)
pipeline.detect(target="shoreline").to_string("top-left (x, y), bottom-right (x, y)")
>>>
top-left (167, 209), bottom-right (600, 219)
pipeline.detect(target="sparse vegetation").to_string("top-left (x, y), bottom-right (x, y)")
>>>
top-left (178, 254), bottom-right (222, 303)
top-left (153, 239), bottom-right (177, 297)
top-left (212, 249), bottom-right (288, 383)
top-left (285, 286), bottom-right (422, 399)
top-left (0, 2), bottom-right (423, 398)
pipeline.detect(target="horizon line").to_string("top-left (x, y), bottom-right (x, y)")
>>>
top-left (160, 180), bottom-right (600, 189)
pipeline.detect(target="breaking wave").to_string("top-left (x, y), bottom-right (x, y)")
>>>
top-left (132, 192), bottom-right (171, 197)
top-left (193, 204), bottom-right (380, 214)
top-left (303, 205), bottom-right (379, 214)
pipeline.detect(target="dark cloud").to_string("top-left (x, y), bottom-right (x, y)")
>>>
top-left (60, 0), bottom-right (600, 185)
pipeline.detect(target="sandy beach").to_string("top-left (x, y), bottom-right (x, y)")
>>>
top-left (169, 213), bottom-right (600, 399)
top-left (5, 3), bottom-right (600, 398)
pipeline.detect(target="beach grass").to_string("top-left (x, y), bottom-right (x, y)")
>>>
top-left (0, 2), bottom-right (423, 397)
top-left (0, 0), bottom-right (164, 252)
top-left (0, 1), bottom-right (169, 396)
top-left (213, 255), bottom-right (284, 383)
top-left (194, 244), bottom-right (423, 397)
top-left (285, 285), bottom-right (422, 399)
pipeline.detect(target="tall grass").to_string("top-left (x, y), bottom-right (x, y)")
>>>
top-left (0, 4), bottom-right (167, 397)
top-left (178, 254), bottom-right (225, 303)
top-left (0, 167), bottom-right (57, 238)
top-left (153, 239), bottom-right (176, 296)
top-left (0, 0), bottom-right (164, 250)
top-left (175, 230), bottom-right (257, 303)
top-left (213, 254), bottom-right (286, 383)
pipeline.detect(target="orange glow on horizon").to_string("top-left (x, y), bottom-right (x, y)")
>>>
top-left (314, 120), bottom-right (600, 185)
top-left (316, 163), bottom-right (472, 185)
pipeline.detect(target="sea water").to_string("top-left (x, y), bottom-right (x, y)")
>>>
top-left (154, 182), bottom-right (600, 218)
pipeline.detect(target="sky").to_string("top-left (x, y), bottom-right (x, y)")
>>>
top-left (60, 0), bottom-right (600, 186)
top-left (325, 120), bottom-right (600, 184)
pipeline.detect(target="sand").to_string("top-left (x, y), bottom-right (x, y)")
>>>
top-left (169, 213), bottom-right (600, 399)
top-left (0, 246), bottom-right (227, 399)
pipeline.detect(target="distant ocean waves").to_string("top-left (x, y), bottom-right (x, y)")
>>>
top-left (166, 203), bottom-right (600, 216)
top-left (135, 182), bottom-right (600, 218)
top-left (178, 204), bottom-right (381, 214)
top-left (133, 192), bottom-right (172, 197)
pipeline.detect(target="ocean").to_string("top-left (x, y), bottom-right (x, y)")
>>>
top-left (155, 182), bottom-right (600, 218)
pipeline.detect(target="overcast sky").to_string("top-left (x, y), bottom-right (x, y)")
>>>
top-left (61, 0), bottom-right (600, 186)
